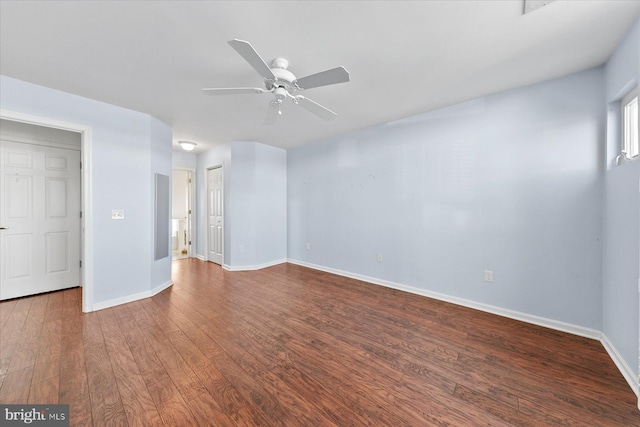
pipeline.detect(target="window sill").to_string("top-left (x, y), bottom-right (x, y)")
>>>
top-left (614, 153), bottom-right (638, 167)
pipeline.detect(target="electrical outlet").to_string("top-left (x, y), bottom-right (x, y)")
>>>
top-left (377, 253), bottom-right (383, 263)
top-left (484, 270), bottom-right (494, 282)
top-left (239, 244), bottom-right (244, 253)
top-left (306, 242), bottom-right (310, 250)
top-left (111, 210), bottom-right (124, 220)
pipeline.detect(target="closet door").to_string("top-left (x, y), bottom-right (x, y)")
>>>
top-left (0, 140), bottom-right (80, 300)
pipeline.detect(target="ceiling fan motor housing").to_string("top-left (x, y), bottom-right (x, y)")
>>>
top-left (269, 62), bottom-right (297, 92)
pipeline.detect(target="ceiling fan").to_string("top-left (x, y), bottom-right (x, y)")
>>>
top-left (202, 39), bottom-right (350, 125)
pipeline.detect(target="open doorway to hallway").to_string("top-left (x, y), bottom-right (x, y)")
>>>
top-left (171, 168), bottom-right (193, 260)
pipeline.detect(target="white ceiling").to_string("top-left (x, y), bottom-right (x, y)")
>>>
top-left (1, 1), bottom-right (638, 152)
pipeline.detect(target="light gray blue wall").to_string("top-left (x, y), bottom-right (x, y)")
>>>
top-left (602, 19), bottom-right (640, 380)
top-left (288, 67), bottom-right (605, 330)
top-left (228, 142), bottom-right (287, 267)
top-left (150, 117), bottom-right (173, 289)
top-left (172, 150), bottom-right (197, 170)
top-left (0, 75), bottom-right (173, 306)
top-left (195, 141), bottom-right (287, 269)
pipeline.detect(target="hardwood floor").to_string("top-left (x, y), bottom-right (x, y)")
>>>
top-left (1, 259), bottom-right (639, 426)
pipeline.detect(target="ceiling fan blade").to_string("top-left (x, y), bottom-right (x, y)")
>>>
top-left (202, 87), bottom-right (267, 95)
top-left (228, 39), bottom-right (276, 81)
top-left (295, 96), bottom-right (337, 121)
top-left (294, 67), bottom-right (350, 90)
top-left (264, 101), bottom-right (281, 126)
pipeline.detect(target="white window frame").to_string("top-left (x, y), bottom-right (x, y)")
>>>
top-left (621, 86), bottom-right (639, 161)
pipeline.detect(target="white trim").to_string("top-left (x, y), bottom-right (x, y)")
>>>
top-left (92, 280), bottom-right (173, 312)
top-left (621, 85), bottom-right (639, 160)
top-left (622, 85), bottom-right (639, 106)
top-left (287, 259), bottom-right (640, 397)
top-left (205, 164), bottom-right (224, 265)
top-left (196, 254), bottom-right (206, 261)
top-left (287, 259), bottom-right (602, 341)
top-left (223, 259), bottom-right (287, 272)
top-left (151, 279), bottom-right (174, 296)
top-left (0, 109), bottom-right (94, 313)
top-left (92, 291), bottom-right (151, 312)
top-left (0, 134), bottom-right (81, 151)
top-left (600, 333), bottom-right (640, 400)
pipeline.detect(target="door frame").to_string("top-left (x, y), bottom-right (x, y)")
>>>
top-left (205, 164), bottom-right (223, 265)
top-left (172, 167), bottom-right (194, 259)
top-left (1, 109), bottom-right (93, 313)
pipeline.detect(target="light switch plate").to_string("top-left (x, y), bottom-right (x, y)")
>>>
top-left (111, 210), bottom-right (124, 220)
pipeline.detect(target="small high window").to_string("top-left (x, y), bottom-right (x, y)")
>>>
top-left (622, 87), bottom-right (639, 160)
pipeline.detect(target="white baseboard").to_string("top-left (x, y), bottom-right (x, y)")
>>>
top-left (600, 333), bottom-right (639, 399)
top-left (151, 279), bottom-right (174, 296)
top-left (92, 280), bottom-right (173, 311)
top-left (287, 258), bottom-right (601, 340)
top-left (223, 258), bottom-right (287, 272)
top-left (288, 259), bottom-right (640, 399)
top-left (195, 254), bottom-right (206, 261)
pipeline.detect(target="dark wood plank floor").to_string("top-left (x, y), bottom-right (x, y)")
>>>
top-left (1, 259), bottom-right (638, 426)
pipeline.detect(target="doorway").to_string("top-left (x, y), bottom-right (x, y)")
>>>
top-left (171, 168), bottom-right (193, 260)
top-left (0, 111), bottom-right (93, 312)
top-left (207, 166), bottom-right (223, 265)
top-left (0, 120), bottom-right (82, 300)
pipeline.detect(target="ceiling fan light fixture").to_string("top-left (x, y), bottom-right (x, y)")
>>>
top-left (179, 141), bottom-right (197, 151)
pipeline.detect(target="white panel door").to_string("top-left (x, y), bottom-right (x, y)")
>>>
top-left (0, 140), bottom-right (81, 300)
top-left (207, 167), bottom-right (223, 265)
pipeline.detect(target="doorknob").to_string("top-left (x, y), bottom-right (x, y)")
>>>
top-left (0, 227), bottom-right (7, 230)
